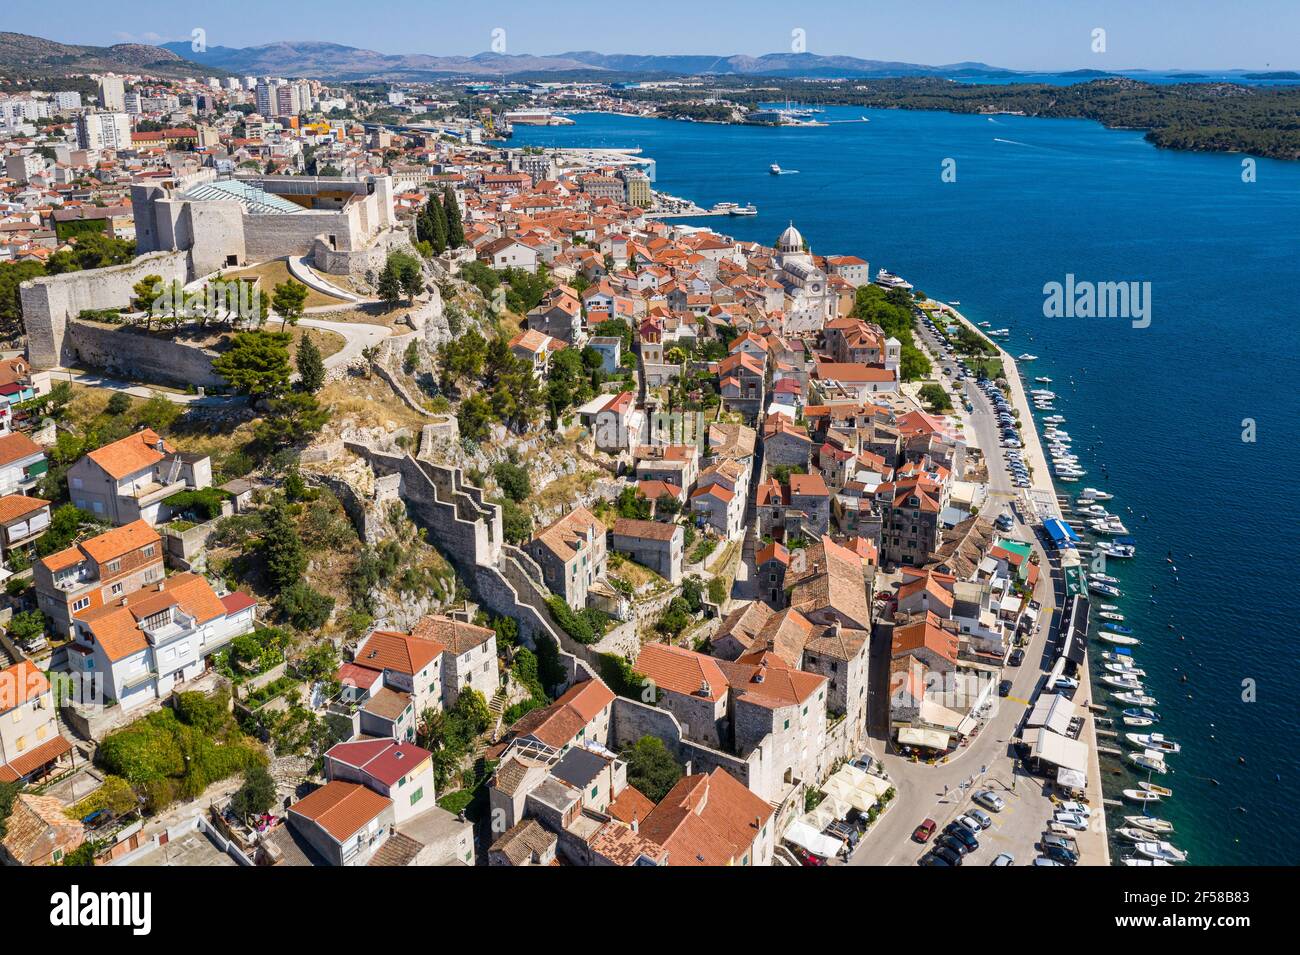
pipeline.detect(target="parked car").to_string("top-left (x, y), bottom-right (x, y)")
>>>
top-left (955, 815), bottom-right (983, 834)
top-left (1009, 648), bottom-right (1025, 667)
top-left (991, 852), bottom-right (1015, 866)
top-left (944, 823), bottom-right (979, 851)
top-left (967, 808), bottom-right (994, 830)
top-left (1040, 832), bottom-right (1078, 852)
top-left (793, 846), bottom-right (827, 866)
top-left (935, 834), bottom-right (970, 857)
top-left (1042, 844), bottom-right (1079, 866)
top-left (912, 818), bottom-right (938, 843)
top-left (1053, 676), bottom-right (1080, 692)
top-left (931, 844), bottom-right (963, 866)
top-left (998, 679), bottom-right (1013, 697)
top-left (1057, 800), bottom-right (1092, 818)
top-left (1032, 857), bottom-right (1063, 866)
top-left (918, 851), bottom-right (952, 867)
top-left (1053, 811), bottom-right (1088, 831)
top-left (973, 790), bottom-right (1005, 812)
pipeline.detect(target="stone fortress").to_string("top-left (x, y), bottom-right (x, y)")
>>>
top-left (20, 171), bottom-right (407, 370)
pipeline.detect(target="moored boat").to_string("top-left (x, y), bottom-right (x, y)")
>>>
top-left (1127, 750), bottom-right (1169, 773)
top-left (1098, 632), bottom-right (1140, 646)
top-left (1125, 815), bottom-right (1174, 834)
top-left (1125, 733), bottom-right (1181, 754)
top-left (1134, 840), bottom-right (1187, 863)
top-left (1140, 781), bottom-right (1173, 798)
top-left (1123, 788), bottom-right (1161, 803)
top-left (1114, 691), bottom-right (1158, 706)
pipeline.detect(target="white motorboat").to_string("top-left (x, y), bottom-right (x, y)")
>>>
top-left (1082, 487), bottom-right (1113, 500)
top-left (1099, 632), bottom-right (1140, 647)
top-left (1135, 840), bottom-right (1187, 863)
top-left (1019, 354), bottom-right (1038, 361)
top-left (1125, 733), bottom-right (1181, 754)
top-left (1100, 603), bottom-right (1121, 611)
top-left (1106, 663), bottom-right (1146, 677)
top-left (1123, 788), bottom-right (1161, 803)
top-left (1098, 543), bottom-right (1136, 558)
top-left (1115, 827), bottom-right (1153, 843)
top-left (1123, 716), bottom-right (1156, 727)
top-left (1140, 781), bottom-right (1173, 798)
top-left (1103, 675), bottom-right (1146, 691)
top-left (1044, 415), bottom-right (1066, 423)
top-left (1099, 611), bottom-right (1125, 621)
top-left (769, 163), bottom-right (783, 174)
top-left (1122, 707), bottom-right (1159, 721)
top-left (1089, 573), bottom-right (1120, 585)
top-left (1122, 856), bottom-right (1171, 866)
top-left (1125, 815), bottom-right (1174, 834)
top-left (1090, 582), bottom-right (1122, 598)
top-left (1127, 750), bottom-right (1169, 774)
top-left (1057, 474), bottom-right (1080, 482)
top-left (1114, 691), bottom-right (1158, 707)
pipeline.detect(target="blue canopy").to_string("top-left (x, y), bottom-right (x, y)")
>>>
top-left (1044, 517), bottom-right (1080, 547)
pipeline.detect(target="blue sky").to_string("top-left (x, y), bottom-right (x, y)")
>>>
top-left (15, 0), bottom-right (1299, 71)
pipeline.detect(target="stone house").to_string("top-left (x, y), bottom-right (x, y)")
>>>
top-left (524, 507), bottom-right (607, 609)
top-left (762, 413), bottom-right (813, 469)
top-left (0, 793), bottom-right (85, 866)
top-left (611, 518), bottom-right (683, 585)
top-left (411, 615), bottom-right (498, 707)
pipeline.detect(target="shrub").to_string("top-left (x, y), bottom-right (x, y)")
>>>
top-left (277, 582), bottom-right (335, 631)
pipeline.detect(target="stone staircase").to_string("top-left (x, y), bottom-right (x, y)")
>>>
top-left (486, 688), bottom-right (507, 744)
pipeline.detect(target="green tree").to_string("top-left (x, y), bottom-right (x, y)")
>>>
top-left (259, 498), bottom-right (306, 589)
top-left (457, 394), bottom-right (493, 442)
top-left (229, 764), bottom-right (277, 820)
top-left (254, 392), bottom-right (329, 448)
top-left (295, 333), bottom-right (325, 393)
top-left (137, 393), bottom-right (181, 433)
top-left (277, 582), bottom-right (335, 631)
top-left (376, 261), bottom-right (402, 308)
top-left (104, 391), bottom-right (133, 416)
top-left (443, 184), bottom-right (464, 247)
top-left (212, 330), bottom-right (293, 398)
top-left (271, 280), bottom-right (309, 332)
top-left (621, 736), bottom-right (683, 802)
top-left (492, 460), bottom-right (531, 502)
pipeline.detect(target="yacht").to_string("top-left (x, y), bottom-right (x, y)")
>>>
top-left (1082, 487), bottom-right (1114, 501)
top-left (1127, 750), bottom-right (1169, 774)
top-left (1134, 841), bottom-right (1188, 863)
top-left (769, 163), bottom-right (783, 174)
top-left (1125, 733), bottom-right (1181, 754)
top-left (1089, 573), bottom-right (1121, 585)
top-left (1019, 353), bottom-right (1038, 361)
top-left (1103, 675), bottom-right (1146, 692)
top-left (1105, 663), bottom-right (1146, 677)
top-left (1089, 581), bottom-right (1122, 598)
top-left (1098, 542), bottom-right (1137, 559)
top-left (1044, 415), bottom-right (1066, 423)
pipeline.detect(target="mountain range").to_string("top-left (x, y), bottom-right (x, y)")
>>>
top-left (161, 41), bottom-right (1016, 81)
top-left (0, 31), bottom-right (217, 80)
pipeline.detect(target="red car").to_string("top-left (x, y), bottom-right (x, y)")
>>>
top-left (912, 818), bottom-right (938, 843)
top-left (793, 847), bottom-right (827, 867)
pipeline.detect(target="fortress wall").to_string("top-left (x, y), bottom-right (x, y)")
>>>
top-left (20, 251), bottom-right (190, 368)
top-left (67, 320), bottom-right (225, 390)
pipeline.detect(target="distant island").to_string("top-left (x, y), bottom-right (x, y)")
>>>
top-left (616, 77), bottom-right (1300, 161)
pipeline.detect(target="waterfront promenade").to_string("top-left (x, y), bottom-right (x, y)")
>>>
top-left (931, 302), bottom-right (1110, 866)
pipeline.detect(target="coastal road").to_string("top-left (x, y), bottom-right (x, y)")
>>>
top-left (849, 312), bottom-right (1111, 867)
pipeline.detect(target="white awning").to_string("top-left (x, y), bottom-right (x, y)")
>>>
top-left (1031, 728), bottom-right (1089, 774)
top-left (1056, 767), bottom-right (1087, 790)
top-left (1026, 693), bottom-right (1077, 736)
top-left (784, 820), bottom-right (844, 859)
top-left (918, 698), bottom-right (965, 730)
top-left (898, 726), bottom-right (952, 750)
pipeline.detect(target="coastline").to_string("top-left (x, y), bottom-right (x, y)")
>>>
top-left (931, 301), bottom-right (1112, 866)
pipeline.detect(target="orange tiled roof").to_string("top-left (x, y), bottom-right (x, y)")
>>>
top-left (290, 780), bottom-right (391, 843)
top-left (84, 429), bottom-right (171, 480)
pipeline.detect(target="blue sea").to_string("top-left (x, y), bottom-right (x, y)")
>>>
top-left (512, 105), bottom-right (1300, 866)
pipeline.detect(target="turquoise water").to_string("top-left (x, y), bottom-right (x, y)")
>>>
top-left (512, 106), bottom-right (1299, 866)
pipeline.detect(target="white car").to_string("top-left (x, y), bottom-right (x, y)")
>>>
top-left (1053, 676), bottom-right (1080, 691)
top-left (973, 790), bottom-right (1005, 812)
top-left (955, 814), bottom-right (983, 834)
top-left (1033, 857), bottom-right (1063, 866)
top-left (1057, 801), bottom-right (1092, 819)
top-left (1054, 811), bottom-right (1088, 831)
top-left (991, 853), bottom-right (1015, 866)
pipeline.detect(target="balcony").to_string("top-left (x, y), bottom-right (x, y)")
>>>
top-left (122, 478), bottom-right (187, 508)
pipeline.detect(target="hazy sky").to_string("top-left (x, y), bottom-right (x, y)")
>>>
top-left (14, 0), bottom-right (1297, 71)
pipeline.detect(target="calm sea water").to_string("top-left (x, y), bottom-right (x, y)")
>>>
top-left (513, 105), bottom-right (1300, 866)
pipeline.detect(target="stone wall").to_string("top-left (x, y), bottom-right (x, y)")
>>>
top-left (20, 251), bottom-right (190, 368)
top-left (67, 320), bottom-right (225, 390)
top-left (608, 696), bottom-right (756, 790)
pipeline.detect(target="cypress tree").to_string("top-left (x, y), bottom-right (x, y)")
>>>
top-left (430, 194), bottom-right (448, 253)
top-left (443, 184), bottom-right (464, 247)
top-left (296, 332), bottom-right (325, 393)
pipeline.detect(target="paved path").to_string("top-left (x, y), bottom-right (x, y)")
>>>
top-left (300, 317), bottom-right (391, 370)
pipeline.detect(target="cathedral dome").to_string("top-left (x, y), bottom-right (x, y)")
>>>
top-left (777, 221), bottom-right (804, 254)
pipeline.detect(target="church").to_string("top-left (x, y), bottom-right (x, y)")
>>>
top-left (772, 222), bottom-right (838, 334)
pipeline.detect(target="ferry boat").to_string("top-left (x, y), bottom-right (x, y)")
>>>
top-left (710, 201), bottom-right (758, 216)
